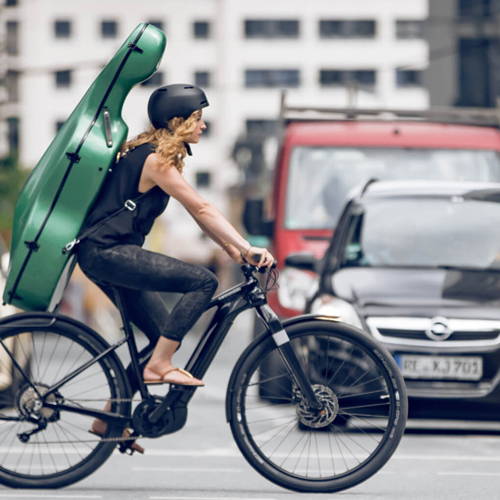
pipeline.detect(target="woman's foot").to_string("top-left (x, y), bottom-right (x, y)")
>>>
top-left (143, 337), bottom-right (204, 386)
top-left (144, 366), bottom-right (204, 386)
top-left (90, 403), bottom-right (144, 454)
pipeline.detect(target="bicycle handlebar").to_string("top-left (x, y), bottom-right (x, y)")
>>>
top-left (240, 261), bottom-right (277, 278)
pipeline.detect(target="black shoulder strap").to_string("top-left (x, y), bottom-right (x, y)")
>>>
top-left (61, 191), bottom-right (149, 254)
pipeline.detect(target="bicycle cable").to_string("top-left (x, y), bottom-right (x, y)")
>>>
top-left (264, 266), bottom-right (279, 292)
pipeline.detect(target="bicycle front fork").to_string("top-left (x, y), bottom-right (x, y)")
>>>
top-left (256, 305), bottom-right (322, 411)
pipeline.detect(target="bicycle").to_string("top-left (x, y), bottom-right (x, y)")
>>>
top-left (0, 263), bottom-right (407, 493)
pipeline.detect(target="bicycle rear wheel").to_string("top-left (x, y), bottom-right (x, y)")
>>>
top-left (227, 319), bottom-right (407, 493)
top-left (0, 314), bottom-right (130, 488)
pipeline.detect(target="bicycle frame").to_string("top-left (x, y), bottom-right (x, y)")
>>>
top-left (0, 264), bottom-right (322, 431)
top-left (119, 264), bottom-right (322, 424)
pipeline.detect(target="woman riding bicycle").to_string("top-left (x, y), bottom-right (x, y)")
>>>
top-left (77, 83), bottom-right (274, 449)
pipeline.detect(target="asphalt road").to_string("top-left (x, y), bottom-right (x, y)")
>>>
top-left (2, 310), bottom-right (500, 499)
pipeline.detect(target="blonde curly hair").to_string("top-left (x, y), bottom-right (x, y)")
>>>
top-left (119, 109), bottom-right (202, 172)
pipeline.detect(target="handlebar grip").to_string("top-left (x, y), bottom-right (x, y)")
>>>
top-left (257, 260), bottom-right (277, 273)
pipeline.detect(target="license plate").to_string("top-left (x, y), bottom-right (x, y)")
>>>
top-left (396, 355), bottom-right (483, 381)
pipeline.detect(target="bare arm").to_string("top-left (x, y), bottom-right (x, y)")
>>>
top-left (143, 155), bottom-right (274, 267)
top-left (144, 155), bottom-right (248, 252)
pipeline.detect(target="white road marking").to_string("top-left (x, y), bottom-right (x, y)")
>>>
top-left (133, 466), bottom-right (245, 472)
top-left (0, 495), bottom-right (101, 499)
top-left (393, 454), bottom-right (500, 462)
top-left (438, 472), bottom-right (500, 477)
top-left (135, 448), bottom-right (500, 463)
top-left (136, 448), bottom-right (240, 457)
top-left (3, 445), bottom-right (500, 464)
top-left (150, 497), bottom-right (276, 500)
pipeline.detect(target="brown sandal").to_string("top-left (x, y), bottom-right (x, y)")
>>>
top-left (144, 367), bottom-right (205, 387)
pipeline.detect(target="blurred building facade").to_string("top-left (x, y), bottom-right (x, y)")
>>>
top-left (427, 0), bottom-right (500, 107)
top-left (1, 0), bottom-right (428, 261)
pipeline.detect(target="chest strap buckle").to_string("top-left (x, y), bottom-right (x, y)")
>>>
top-left (124, 199), bottom-right (137, 211)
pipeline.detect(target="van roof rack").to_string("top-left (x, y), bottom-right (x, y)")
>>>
top-left (279, 91), bottom-right (500, 128)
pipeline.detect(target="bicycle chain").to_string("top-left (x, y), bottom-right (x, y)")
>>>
top-left (65, 398), bottom-right (141, 403)
top-left (29, 434), bottom-right (144, 445)
top-left (23, 398), bottom-right (145, 444)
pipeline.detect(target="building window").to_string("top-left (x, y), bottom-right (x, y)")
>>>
top-left (195, 171), bottom-right (211, 188)
top-left (244, 19), bottom-right (299, 39)
top-left (396, 20), bottom-right (424, 39)
top-left (54, 70), bottom-right (72, 88)
top-left (396, 69), bottom-right (423, 87)
top-left (5, 70), bottom-right (19, 102)
top-left (459, 0), bottom-right (492, 18)
top-left (147, 20), bottom-right (164, 31)
top-left (6, 117), bottom-right (19, 156)
top-left (457, 37), bottom-right (492, 106)
top-left (193, 21), bottom-right (210, 39)
top-left (245, 119), bottom-right (278, 136)
top-left (194, 71), bottom-right (211, 88)
top-left (140, 71), bottom-right (164, 87)
top-left (6, 21), bottom-right (18, 55)
top-left (319, 19), bottom-right (376, 39)
top-left (55, 120), bottom-right (65, 133)
top-left (54, 19), bottom-right (72, 38)
top-left (319, 69), bottom-right (377, 87)
top-left (101, 20), bottom-right (118, 38)
top-left (245, 69), bottom-right (300, 88)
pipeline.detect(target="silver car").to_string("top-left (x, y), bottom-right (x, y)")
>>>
top-left (289, 181), bottom-right (500, 419)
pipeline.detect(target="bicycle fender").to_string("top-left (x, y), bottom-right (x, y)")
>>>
top-left (225, 314), bottom-right (341, 423)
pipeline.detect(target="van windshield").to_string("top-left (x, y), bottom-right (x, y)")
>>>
top-left (285, 147), bottom-right (500, 230)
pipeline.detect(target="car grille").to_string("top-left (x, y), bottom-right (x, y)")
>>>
top-left (377, 328), bottom-right (498, 342)
top-left (366, 317), bottom-right (500, 347)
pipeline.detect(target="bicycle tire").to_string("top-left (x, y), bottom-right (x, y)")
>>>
top-left (227, 318), bottom-right (407, 493)
top-left (0, 313), bottom-right (131, 488)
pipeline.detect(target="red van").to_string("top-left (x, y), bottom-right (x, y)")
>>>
top-left (243, 101), bottom-right (500, 327)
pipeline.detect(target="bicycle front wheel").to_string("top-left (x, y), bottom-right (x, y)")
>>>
top-left (228, 319), bottom-right (407, 493)
top-left (0, 314), bottom-right (130, 488)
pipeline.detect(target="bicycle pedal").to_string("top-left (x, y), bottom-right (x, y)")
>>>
top-left (117, 430), bottom-right (144, 455)
top-left (118, 442), bottom-right (136, 455)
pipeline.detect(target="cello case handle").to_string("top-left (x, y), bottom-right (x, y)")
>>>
top-left (103, 108), bottom-right (113, 147)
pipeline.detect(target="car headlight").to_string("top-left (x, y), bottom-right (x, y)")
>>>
top-left (310, 295), bottom-right (363, 329)
top-left (277, 267), bottom-right (318, 312)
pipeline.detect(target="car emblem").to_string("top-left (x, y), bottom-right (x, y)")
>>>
top-left (425, 316), bottom-right (452, 341)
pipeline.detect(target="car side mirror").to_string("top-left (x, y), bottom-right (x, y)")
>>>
top-left (285, 253), bottom-right (318, 272)
top-left (243, 199), bottom-right (274, 237)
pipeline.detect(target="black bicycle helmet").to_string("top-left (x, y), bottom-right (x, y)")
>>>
top-left (148, 83), bottom-right (209, 129)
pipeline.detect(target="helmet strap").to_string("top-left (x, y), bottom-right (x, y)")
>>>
top-left (184, 142), bottom-right (192, 156)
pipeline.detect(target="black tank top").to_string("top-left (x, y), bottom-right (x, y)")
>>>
top-left (81, 142), bottom-right (170, 248)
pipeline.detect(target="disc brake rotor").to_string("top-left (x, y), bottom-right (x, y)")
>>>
top-left (295, 384), bottom-right (339, 429)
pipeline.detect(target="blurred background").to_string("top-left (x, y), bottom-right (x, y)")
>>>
top-left (0, 0), bottom-right (496, 331)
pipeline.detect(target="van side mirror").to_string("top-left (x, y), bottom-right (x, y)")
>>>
top-left (243, 199), bottom-right (274, 237)
top-left (285, 253), bottom-right (318, 272)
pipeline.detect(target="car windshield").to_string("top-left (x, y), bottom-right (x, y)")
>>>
top-left (342, 197), bottom-right (500, 269)
top-left (285, 147), bottom-right (500, 230)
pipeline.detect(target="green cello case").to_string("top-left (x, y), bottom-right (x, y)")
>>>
top-left (3, 23), bottom-right (166, 311)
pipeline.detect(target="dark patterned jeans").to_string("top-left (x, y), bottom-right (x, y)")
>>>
top-left (77, 243), bottom-right (218, 391)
